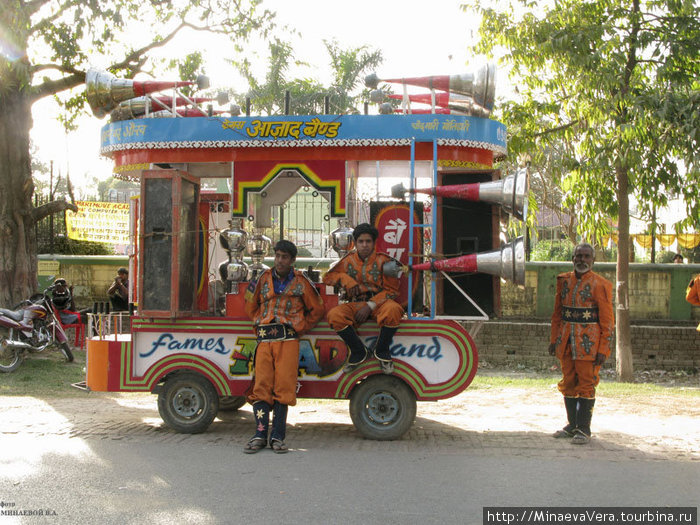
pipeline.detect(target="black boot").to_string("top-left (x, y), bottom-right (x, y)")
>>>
top-left (373, 326), bottom-right (397, 374)
top-left (553, 396), bottom-right (578, 438)
top-left (270, 401), bottom-right (289, 454)
top-left (337, 325), bottom-right (368, 372)
top-left (572, 397), bottom-right (595, 445)
top-left (243, 401), bottom-right (270, 454)
top-left (252, 401), bottom-right (270, 440)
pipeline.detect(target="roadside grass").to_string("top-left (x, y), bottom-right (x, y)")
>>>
top-left (1, 352), bottom-right (698, 399)
top-left (471, 372), bottom-right (700, 397)
top-left (0, 348), bottom-right (88, 397)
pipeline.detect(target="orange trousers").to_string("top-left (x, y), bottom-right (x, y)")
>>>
top-left (557, 344), bottom-right (601, 398)
top-left (248, 339), bottom-right (299, 407)
top-left (327, 300), bottom-right (403, 331)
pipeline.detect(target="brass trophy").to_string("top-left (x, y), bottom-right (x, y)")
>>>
top-left (247, 228), bottom-right (272, 281)
top-left (219, 218), bottom-right (248, 293)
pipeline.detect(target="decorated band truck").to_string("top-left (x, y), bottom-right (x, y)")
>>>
top-left (81, 65), bottom-right (527, 440)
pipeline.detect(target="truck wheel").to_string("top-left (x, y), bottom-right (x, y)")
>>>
top-left (218, 396), bottom-right (247, 412)
top-left (157, 372), bottom-right (219, 434)
top-left (349, 375), bottom-right (417, 441)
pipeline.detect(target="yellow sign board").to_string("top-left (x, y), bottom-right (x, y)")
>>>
top-left (38, 261), bottom-right (60, 276)
top-left (66, 201), bottom-right (130, 244)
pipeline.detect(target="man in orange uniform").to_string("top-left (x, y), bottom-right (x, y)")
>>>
top-left (244, 240), bottom-right (324, 454)
top-left (549, 243), bottom-right (614, 445)
top-left (685, 273), bottom-right (700, 331)
top-left (323, 223), bottom-right (403, 374)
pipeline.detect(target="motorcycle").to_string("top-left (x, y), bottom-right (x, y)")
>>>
top-left (0, 287), bottom-right (74, 373)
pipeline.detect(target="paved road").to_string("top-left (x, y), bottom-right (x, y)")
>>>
top-left (0, 392), bottom-right (698, 525)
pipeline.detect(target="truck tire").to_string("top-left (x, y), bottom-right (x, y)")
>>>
top-left (157, 372), bottom-right (219, 434)
top-left (349, 375), bottom-right (417, 440)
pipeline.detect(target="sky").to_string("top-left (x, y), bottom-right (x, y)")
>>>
top-left (29, 0), bottom-right (490, 195)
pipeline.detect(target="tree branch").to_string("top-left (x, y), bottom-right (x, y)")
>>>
top-left (529, 119), bottom-right (581, 138)
top-left (31, 199), bottom-right (79, 224)
top-left (109, 21), bottom-right (194, 72)
top-left (29, 0), bottom-right (88, 36)
top-left (22, 0), bottom-right (52, 17)
top-left (29, 72), bottom-right (86, 103)
top-left (30, 63), bottom-right (83, 76)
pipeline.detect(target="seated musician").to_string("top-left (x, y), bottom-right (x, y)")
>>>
top-left (322, 223), bottom-right (403, 374)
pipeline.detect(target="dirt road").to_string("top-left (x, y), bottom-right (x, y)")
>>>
top-left (1, 378), bottom-right (698, 461)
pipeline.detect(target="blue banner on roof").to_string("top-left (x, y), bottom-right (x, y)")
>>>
top-left (100, 114), bottom-right (506, 155)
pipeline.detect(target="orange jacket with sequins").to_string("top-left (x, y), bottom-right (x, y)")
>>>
top-left (245, 268), bottom-right (324, 336)
top-left (322, 250), bottom-right (400, 307)
top-left (550, 270), bottom-right (615, 361)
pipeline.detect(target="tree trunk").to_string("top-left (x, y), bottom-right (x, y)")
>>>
top-left (0, 91), bottom-right (38, 307)
top-left (615, 163), bottom-right (634, 381)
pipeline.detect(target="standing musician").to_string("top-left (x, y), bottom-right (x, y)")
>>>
top-left (548, 243), bottom-right (614, 445)
top-left (323, 223), bottom-right (404, 374)
top-left (243, 240), bottom-right (324, 454)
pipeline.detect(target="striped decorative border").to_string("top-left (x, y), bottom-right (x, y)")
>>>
top-left (102, 138), bottom-right (505, 156)
top-left (121, 317), bottom-right (477, 401)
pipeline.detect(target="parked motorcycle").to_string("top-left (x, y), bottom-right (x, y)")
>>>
top-left (0, 287), bottom-right (74, 373)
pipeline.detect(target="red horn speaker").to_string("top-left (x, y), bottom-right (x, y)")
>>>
top-left (110, 96), bottom-right (227, 121)
top-left (86, 68), bottom-right (199, 118)
top-left (393, 108), bottom-right (459, 115)
top-left (388, 92), bottom-right (487, 115)
top-left (365, 64), bottom-right (496, 111)
top-left (392, 169), bottom-right (528, 220)
top-left (411, 237), bottom-right (525, 285)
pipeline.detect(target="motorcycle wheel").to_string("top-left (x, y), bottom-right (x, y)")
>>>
top-left (60, 341), bottom-right (74, 363)
top-left (0, 328), bottom-right (23, 373)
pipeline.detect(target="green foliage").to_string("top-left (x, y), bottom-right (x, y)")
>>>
top-left (39, 236), bottom-right (114, 256)
top-left (231, 36), bottom-right (383, 115)
top-left (465, 0), bottom-right (700, 237)
top-left (530, 240), bottom-right (574, 261)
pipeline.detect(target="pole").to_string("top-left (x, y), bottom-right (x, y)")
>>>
top-left (650, 205), bottom-right (656, 263)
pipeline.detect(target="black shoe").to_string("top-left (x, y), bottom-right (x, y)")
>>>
top-left (337, 326), bottom-right (368, 372)
top-left (373, 326), bottom-right (397, 375)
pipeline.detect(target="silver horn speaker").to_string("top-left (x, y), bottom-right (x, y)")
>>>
top-left (86, 68), bottom-right (198, 119)
top-left (365, 63), bottom-right (496, 112)
top-left (391, 169), bottom-right (528, 220)
top-left (411, 237), bottom-right (525, 286)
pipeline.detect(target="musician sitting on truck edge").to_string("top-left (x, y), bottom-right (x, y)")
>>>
top-left (243, 240), bottom-right (324, 454)
top-left (322, 222), bottom-right (403, 375)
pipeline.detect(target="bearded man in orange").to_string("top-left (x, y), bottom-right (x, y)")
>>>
top-left (549, 242), bottom-right (614, 445)
top-left (323, 223), bottom-right (403, 375)
top-left (244, 240), bottom-right (324, 454)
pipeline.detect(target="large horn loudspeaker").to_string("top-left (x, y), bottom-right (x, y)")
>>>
top-left (365, 64), bottom-right (496, 111)
top-left (392, 169), bottom-right (528, 221)
top-left (86, 68), bottom-right (208, 118)
top-left (411, 237), bottom-right (525, 286)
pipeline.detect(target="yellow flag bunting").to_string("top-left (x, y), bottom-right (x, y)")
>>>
top-left (603, 233), bottom-right (700, 249)
top-left (66, 201), bottom-right (130, 244)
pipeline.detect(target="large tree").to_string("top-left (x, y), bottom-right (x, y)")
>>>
top-left (0, 0), bottom-right (272, 306)
top-left (466, 0), bottom-right (700, 380)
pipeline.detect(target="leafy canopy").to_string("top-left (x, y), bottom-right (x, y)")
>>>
top-left (464, 0), bottom-right (700, 237)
